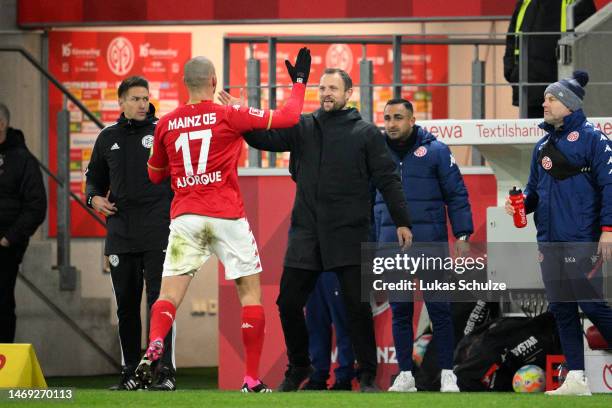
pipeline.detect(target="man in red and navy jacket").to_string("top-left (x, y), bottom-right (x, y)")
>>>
top-left (506, 70), bottom-right (612, 396)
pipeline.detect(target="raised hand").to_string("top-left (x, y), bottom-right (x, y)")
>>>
top-left (217, 88), bottom-right (246, 106)
top-left (285, 47), bottom-right (311, 85)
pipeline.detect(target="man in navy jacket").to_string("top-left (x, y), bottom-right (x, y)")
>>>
top-left (373, 99), bottom-right (473, 392)
top-left (506, 71), bottom-right (612, 396)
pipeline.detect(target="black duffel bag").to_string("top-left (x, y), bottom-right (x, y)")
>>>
top-left (453, 312), bottom-right (561, 391)
top-left (415, 300), bottom-right (500, 390)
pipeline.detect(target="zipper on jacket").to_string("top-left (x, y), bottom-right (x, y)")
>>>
top-left (546, 131), bottom-right (560, 241)
top-left (399, 161), bottom-right (403, 181)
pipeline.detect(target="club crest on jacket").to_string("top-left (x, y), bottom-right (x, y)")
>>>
top-left (567, 131), bottom-right (579, 142)
top-left (414, 146), bottom-right (427, 157)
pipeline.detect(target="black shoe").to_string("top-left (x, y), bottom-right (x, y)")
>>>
top-left (148, 366), bottom-right (176, 391)
top-left (134, 355), bottom-right (155, 389)
top-left (277, 365), bottom-right (313, 392)
top-left (108, 366), bottom-right (141, 391)
top-left (329, 379), bottom-right (353, 391)
top-left (241, 381), bottom-right (272, 393)
top-left (359, 373), bottom-right (379, 393)
top-left (300, 379), bottom-right (328, 391)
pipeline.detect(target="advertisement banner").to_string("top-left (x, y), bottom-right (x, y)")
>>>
top-left (418, 118), bottom-right (612, 145)
top-left (47, 31), bottom-right (191, 237)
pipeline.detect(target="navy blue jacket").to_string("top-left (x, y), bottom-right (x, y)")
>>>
top-left (373, 125), bottom-right (473, 243)
top-left (524, 110), bottom-right (612, 242)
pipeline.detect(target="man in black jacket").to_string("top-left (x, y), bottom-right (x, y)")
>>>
top-left (503, 0), bottom-right (596, 118)
top-left (86, 77), bottom-right (175, 391)
top-left (0, 103), bottom-right (46, 343)
top-left (243, 68), bottom-right (412, 392)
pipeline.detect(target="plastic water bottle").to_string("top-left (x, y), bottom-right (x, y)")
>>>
top-left (509, 187), bottom-right (527, 228)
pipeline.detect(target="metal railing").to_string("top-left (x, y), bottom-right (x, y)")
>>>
top-left (0, 47), bottom-right (117, 370)
top-left (223, 31), bottom-right (612, 167)
top-left (0, 46), bottom-right (106, 290)
top-left (223, 34), bottom-right (505, 167)
top-left (18, 272), bottom-right (120, 370)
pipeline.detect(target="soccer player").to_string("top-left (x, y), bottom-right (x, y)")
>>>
top-left (135, 48), bottom-right (311, 392)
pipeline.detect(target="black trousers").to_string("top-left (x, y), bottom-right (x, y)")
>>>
top-left (277, 265), bottom-right (377, 376)
top-left (109, 250), bottom-right (174, 369)
top-left (0, 246), bottom-right (21, 343)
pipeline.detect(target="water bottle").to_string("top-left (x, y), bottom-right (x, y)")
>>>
top-left (509, 187), bottom-right (527, 228)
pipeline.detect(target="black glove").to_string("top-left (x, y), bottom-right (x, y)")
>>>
top-left (285, 47), bottom-right (311, 85)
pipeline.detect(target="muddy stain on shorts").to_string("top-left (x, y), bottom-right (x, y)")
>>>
top-left (169, 234), bottom-right (188, 265)
top-left (196, 223), bottom-right (217, 249)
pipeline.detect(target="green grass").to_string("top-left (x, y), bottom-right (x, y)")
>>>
top-left (3, 368), bottom-right (609, 408)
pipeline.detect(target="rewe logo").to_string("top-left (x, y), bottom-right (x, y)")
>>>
top-left (423, 124), bottom-right (464, 139)
top-left (107, 37), bottom-right (134, 76)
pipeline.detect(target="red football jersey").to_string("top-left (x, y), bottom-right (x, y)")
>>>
top-left (148, 83), bottom-right (304, 219)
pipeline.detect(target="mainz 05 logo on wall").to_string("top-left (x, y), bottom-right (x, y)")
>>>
top-left (107, 37), bottom-right (135, 76)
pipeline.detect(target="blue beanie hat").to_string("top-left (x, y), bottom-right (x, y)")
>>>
top-left (544, 70), bottom-right (589, 111)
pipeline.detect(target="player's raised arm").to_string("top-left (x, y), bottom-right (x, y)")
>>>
top-left (228, 47), bottom-right (311, 133)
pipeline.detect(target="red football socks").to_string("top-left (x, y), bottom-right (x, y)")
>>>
top-left (149, 299), bottom-right (176, 343)
top-left (241, 305), bottom-right (265, 380)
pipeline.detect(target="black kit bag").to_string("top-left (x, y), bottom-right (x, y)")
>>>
top-left (453, 312), bottom-right (561, 391)
top-left (414, 300), bottom-right (500, 390)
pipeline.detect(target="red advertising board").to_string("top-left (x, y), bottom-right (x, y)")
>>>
top-left (47, 31), bottom-right (191, 237)
top-left (229, 39), bottom-right (448, 167)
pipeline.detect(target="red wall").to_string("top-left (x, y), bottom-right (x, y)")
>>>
top-left (19, 0), bottom-right (612, 27)
top-left (18, 0), bottom-right (519, 27)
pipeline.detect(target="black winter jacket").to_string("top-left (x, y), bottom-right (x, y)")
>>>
top-left (245, 108), bottom-right (411, 271)
top-left (0, 128), bottom-right (47, 259)
top-left (503, 0), bottom-right (596, 107)
top-left (86, 105), bottom-right (172, 255)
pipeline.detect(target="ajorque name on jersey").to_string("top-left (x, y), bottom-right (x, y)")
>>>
top-left (168, 113), bottom-right (217, 131)
top-left (176, 170), bottom-right (222, 188)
